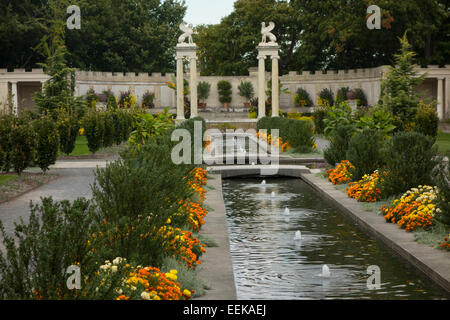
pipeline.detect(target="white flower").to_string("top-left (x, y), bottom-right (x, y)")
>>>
top-left (113, 257), bottom-right (123, 265)
top-left (111, 266), bottom-right (118, 273)
top-left (141, 292), bottom-right (151, 300)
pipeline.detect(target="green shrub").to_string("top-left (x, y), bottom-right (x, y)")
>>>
top-left (33, 115), bottom-right (60, 173)
top-left (294, 88), bottom-right (313, 107)
top-left (355, 106), bottom-right (396, 137)
top-left (118, 91), bottom-right (136, 109)
top-left (0, 197), bottom-right (98, 300)
top-left (319, 88), bottom-right (334, 107)
top-left (0, 115), bottom-right (14, 172)
top-left (102, 111), bottom-right (115, 148)
top-left (238, 81), bottom-right (255, 102)
top-left (128, 109), bottom-right (174, 148)
top-left (104, 90), bottom-right (118, 109)
top-left (335, 87), bottom-right (349, 105)
top-left (10, 118), bottom-right (36, 176)
top-left (83, 110), bottom-right (104, 154)
top-left (324, 124), bottom-right (356, 166)
top-left (323, 102), bottom-right (354, 137)
top-left (414, 102), bottom-right (439, 139)
top-left (257, 117), bottom-right (315, 152)
top-left (312, 108), bottom-right (327, 134)
top-left (346, 129), bottom-right (385, 181)
top-left (433, 161), bottom-right (450, 226)
top-left (380, 132), bottom-right (439, 197)
top-left (56, 108), bottom-right (79, 156)
top-left (354, 88), bottom-right (368, 107)
top-left (92, 134), bottom-right (195, 266)
top-left (217, 80), bottom-right (232, 105)
top-left (198, 81), bottom-right (211, 102)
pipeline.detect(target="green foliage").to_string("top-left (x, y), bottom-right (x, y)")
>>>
top-left (92, 134), bottom-right (194, 265)
top-left (312, 108), bottom-right (327, 134)
top-left (294, 88), bottom-right (313, 107)
top-left (346, 129), bottom-right (385, 181)
top-left (355, 106), bottom-right (396, 137)
top-left (197, 82), bottom-right (211, 102)
top-left (0, 115), bottom-right (15, 172)
top-left (217, 80), bottom-right (232, 104)
top-left (335, 87), bottom-right (349, 105)
top-left (128, 108), bottom-right (174, 148)
top-left (238, 81), bottom-right (255, 101)
top-left (10, 117), bottom-right (36, 176)
top-left (354, 88), bottom-right (368, 107)
top-left (414, 102), bottom-right (439, 139)
top-left (104, 90), bottom-right (118, 109)
top-left (257, 117), bottom-right (315, 152)
top-left (380, 34), bottom-right (426, 126)
top-left (323, 102), bottom-right (354, 137)
top-left (433, 161), bottom-right (450, 226)
top-left (0, 197), bottom-right (98, 300)
top-left (380, 132), bottom-right (439, 198)
top-left (102, 111), bottom-right (115, 148)
top-left (33, 115), bottom-right (59, 173)
top-left (118, 91), bottom-right (136, 109)
top-left (83, 110), bottom-right (105, 154)
top-left (85, 89), bottom-right (98, 108)
top-left (324, 124), bottom-right (356, 166)
top-left (56, 108), bottom-right (79, 155)
top-left (319, 88), bottom-right (334, 107)
top-left (141, 91), bottom-right (155, 109)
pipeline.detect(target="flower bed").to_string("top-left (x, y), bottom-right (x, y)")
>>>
top-left (346, 171), bottom-right (382, 203)
top-left (381, 186), bottom-right (440, 232)
top-left (257, 131), bottom-right (291, 152)
top-left (325, 160), bottom-right (354, 185)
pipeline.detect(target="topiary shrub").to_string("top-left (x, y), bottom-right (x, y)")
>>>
top-left (217, 80), bottom-right (232, 106)
top-left (346, 129), bottom-right (385, 181)
top-left (56, 108), bottom-right (79, 156)
top-left (414, 102), bottom-right (439, 139)
top-left (324, 124), bottom-right (356, 166)
top-left (197, 81), bottom-right (211, 106)
top-left (294, 88), bottom-right (313, 107)
top-left (83, 110), bottom-right (104, 154)
top-left (33, 115), bottom-right (59, 173)
top-left (335, 87), bottom-right (349, 105)
top-left (380, 132), bottom-right (439, 198)
top-left (9, 117), bottom-right (36, 176)
top-left (102, 111), bottom-right (115, 148)
top-left (238, 81), bottom-right (255, 104)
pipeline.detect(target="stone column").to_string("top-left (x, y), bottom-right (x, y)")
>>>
top-left (437, 77), bottom-right (444, 120)
top-left (271, 56), bottom-right (279, 117)
top-left (446, 77), bottom-right (450, 119)
top-left (258, 56), bottom-right (266, 118)
top-left (176, 57), bottom-right (185, 120)
top-left (11, 81), bottom-right (18, 116)
top-left (190, 57), bottom-right (198, 117)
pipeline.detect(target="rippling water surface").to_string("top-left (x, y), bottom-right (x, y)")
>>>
top-left (222, 178), bottom-right (448, 300)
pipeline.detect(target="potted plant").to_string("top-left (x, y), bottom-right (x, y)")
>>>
top-left (294, 87), bottom-right (313, 107)
top-left (238, 81), bottom-right (254, 108)
top-left (142, 91), bottom-right (155, 109)
top-left (217, 80), bottom-right (232, 109)
top-left (197, 81), bottom-right (211, 109)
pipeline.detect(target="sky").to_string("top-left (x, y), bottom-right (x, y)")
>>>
top-left (184, 0), bottom-right (236, 26)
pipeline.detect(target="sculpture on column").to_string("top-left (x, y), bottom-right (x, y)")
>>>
top-left (260, 22), bottom-right (277, 45)
top-left (178, 23), bottom-right (196, 45)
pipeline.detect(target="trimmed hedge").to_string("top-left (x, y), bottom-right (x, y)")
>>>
top-left (257, 117), bottom-right (315, 152)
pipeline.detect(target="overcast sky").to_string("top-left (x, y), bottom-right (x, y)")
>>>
top-left (184, 0), bottom-right (235, 26)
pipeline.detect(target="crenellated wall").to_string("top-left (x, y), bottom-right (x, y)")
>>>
top-left (1, 65), bottom-right (449, 118)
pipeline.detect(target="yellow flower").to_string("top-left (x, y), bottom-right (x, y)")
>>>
top-left (183, 289), bottom-right (191, 298)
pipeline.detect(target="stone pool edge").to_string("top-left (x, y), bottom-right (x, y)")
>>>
top-left (300, 172), bottom-right (450, 294)
top-left (195, 173), bottom-right (237, 300)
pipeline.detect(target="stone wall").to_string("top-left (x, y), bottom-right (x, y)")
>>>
top-left (1, 65), bottom-right (449, 118)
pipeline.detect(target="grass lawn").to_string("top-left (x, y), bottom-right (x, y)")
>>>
top-left (0, 174), bottom-right (18, 186)
top-left (70, 135), bottom-right (90, 156)
top-left (436, 132), bottom-right (450, 156)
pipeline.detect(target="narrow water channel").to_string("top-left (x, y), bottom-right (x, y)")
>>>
top-left (222, 178), bottom-right (448, 300)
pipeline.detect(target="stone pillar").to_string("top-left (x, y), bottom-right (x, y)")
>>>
top-left (258, 56), bottom-right (266, 118)
top-left (190, 57), bottom-right (198, 117)
top-left (271, 56), bottom-right (279, 117)
top-left (11, 81), bottom-right (18, 116)
top-left (437, 77), bottom-right (444, 120)
top-left (176, 57), bottom-right (185, 120)
top-left (446, 77), bottom-right (450, 119)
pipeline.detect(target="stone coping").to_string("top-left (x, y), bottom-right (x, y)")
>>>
top-left (208, 165), bottom-right (310, 179)
top-left (195, 174), bottom-right (237, 300)
top-left (300, 173), bottom-right (450, 294)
